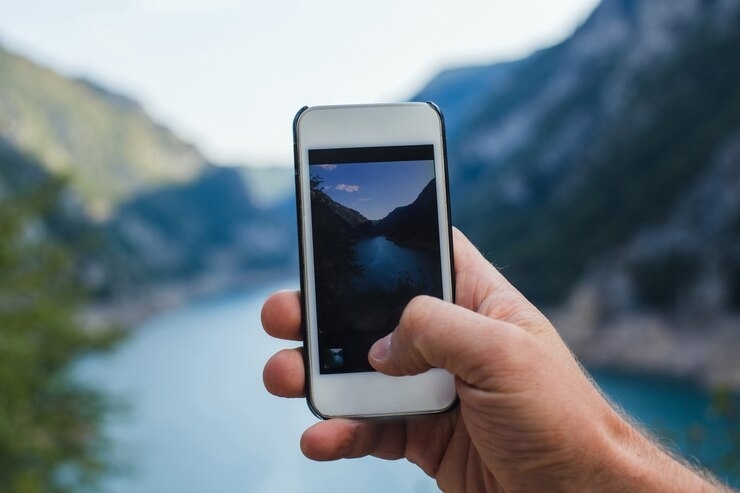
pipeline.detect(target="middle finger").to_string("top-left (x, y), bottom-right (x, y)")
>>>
top-left (261, 290), bottom-right (303, 341)
top-left (263, 347), bottom-right (306, 398)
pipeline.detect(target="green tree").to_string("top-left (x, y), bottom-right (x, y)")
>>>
top-left (0, 176), bottom-right (120, 493)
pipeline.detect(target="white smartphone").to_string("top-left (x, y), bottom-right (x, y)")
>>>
top-left (293, 103), bottom-right (456, 419)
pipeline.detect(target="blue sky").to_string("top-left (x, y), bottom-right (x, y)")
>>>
top-left (0, 0), bottom-right (598, 165)
top-left (312, 161), bottom-right (434, 220)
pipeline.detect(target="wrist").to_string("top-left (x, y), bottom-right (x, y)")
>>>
top-left (589, 409), bottom-right (723, 493)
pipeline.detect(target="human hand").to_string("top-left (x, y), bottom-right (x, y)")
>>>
top-left (262, 229), bottom-right (724, 493)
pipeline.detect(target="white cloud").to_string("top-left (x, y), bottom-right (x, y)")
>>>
top-left (316, 165), bottom-right (337, 171)
top-left (335, 184), bottom-right (360, 193)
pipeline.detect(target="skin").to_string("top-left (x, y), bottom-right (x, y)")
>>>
top-left (262, 229), bottom-right (729, 493)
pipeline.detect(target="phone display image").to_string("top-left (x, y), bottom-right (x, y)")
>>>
top-left (294, 103), bottom-right (456, 418)
top-left (308, 145), bottom-right (443, 374)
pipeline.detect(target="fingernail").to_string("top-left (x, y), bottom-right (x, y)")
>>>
top-left (369, 334), bottom-right (391, 362)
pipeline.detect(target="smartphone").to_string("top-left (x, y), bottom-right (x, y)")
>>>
top-left (293, 103), bottom-right (456, 419)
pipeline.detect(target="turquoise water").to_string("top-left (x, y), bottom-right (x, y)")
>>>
top-left (593, 369), bottom-right (738, 484)
top-left (75, 281), bottom-right (739, 491)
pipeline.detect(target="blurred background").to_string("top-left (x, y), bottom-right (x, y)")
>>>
top-left (1, 0), bottom-right (739, 491)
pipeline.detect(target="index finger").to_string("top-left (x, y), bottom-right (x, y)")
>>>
top-left (261, 290), bottom-right (302, 341)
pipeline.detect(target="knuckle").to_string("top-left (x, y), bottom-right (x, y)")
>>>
top-left (393, 296), bottom-right (443, 372)
top-left (398, 296), bottom-right (435, 337)
top-left (398, 296), bottom-right (429, 332)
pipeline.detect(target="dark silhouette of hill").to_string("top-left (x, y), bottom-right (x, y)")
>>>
top-left (309, 176), bottom-right (440, 250)
top-left (309, 177), bottom-right (373, 239)
top-left (374, 179), bottom-right (439, 250)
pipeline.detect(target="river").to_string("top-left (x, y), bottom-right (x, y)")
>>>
top-left (74, 280), bottom-right (739, 492)
top-left (353, 236), bottom-right (440, 290)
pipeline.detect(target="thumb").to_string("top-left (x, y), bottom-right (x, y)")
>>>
top-left (369, 295), bottom-right (526, 390)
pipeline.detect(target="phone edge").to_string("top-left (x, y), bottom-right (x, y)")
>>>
top-left (293, 106), bottom-right (328, 420)
top-left (425, 101), bottom-right (459, 416)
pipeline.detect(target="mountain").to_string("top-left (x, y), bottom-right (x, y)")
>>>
top-left (308, 181), bottom-right (369, 293)
top-left (4, 0), bottom-right (738, 386)
top-left (310, 180), bottom-right (372, 235)
top-left (0, 45), bottom-right (205, 219)
top-left (0, 45), bottom-right (297, 317)
top-left (309, 177), bottom-right (440, 249)
top-left (412, 61), bottom-right (521, 142)
top-left (110, 166), bottom-right (291, 280)
top-left (375, 178), bottom-right (439, 249)
top-left (414, 0), bottom-right (740, 307)
top-left (413, 0), bottom-right (740, 388)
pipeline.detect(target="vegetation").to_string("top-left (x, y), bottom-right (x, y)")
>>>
top-left (0, 170), bottom-right (121, 492)
top-left (0, 45), bottom-right (205, 218)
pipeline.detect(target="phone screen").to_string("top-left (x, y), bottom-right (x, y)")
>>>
top-left (308, 145), bottom-right (444, 374)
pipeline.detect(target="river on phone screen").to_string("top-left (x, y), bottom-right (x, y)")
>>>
top-left (73, 279), bottom-right (739, 492)
top-left (353, 236), bottom-right (438, 290)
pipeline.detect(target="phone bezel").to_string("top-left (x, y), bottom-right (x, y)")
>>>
top-left (293, 103), bottom-right (456, 419)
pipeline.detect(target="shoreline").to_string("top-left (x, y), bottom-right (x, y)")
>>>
top-left (549, 307), bottom-right (740, 393)
top-left (81, 267), bottom-right (297, 331)
top-left (81, 270), bottom-right (740, 394)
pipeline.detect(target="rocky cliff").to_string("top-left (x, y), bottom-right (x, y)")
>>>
top-left (414, 0), bottom-right (740, 389)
